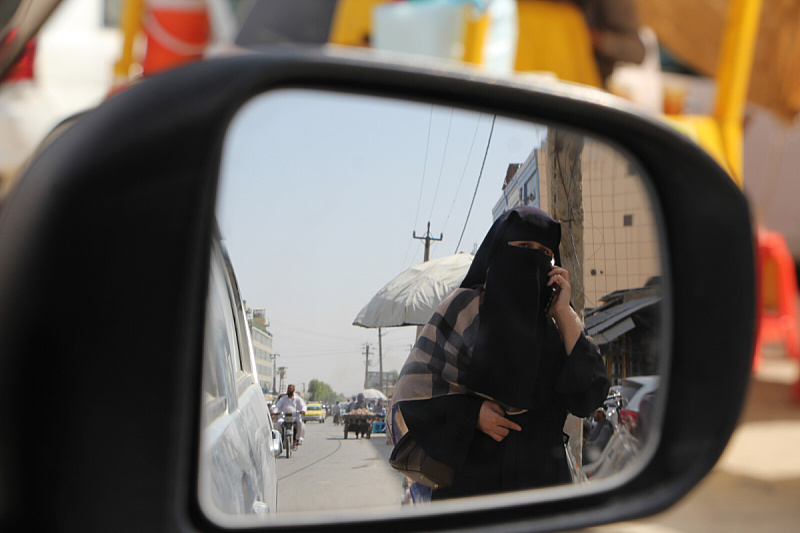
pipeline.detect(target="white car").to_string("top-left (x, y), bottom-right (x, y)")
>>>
top-left (199, 237), bottom-right (280, 517)
top-left (611, 375), bottom-right (659, 434)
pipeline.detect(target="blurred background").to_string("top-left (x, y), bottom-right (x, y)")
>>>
top-left (1, 1), bottom-right (798, 530)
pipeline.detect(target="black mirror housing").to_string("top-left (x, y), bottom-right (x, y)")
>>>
top-left (0, 49), bottom-right (755, 532)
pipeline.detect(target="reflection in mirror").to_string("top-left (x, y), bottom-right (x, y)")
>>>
top-left (203, 89), bottom-right (665, 523)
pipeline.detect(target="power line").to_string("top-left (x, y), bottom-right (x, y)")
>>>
top-left (428, 107), bottom-right (455, 221)
top-left (443, 113), bottom-right (482, 234)
top-left (402, 106), bottom-right (435, 271)
top-left (455, 114), bottom-right (496, 253)
top-left (413, 106), bottom-right (435, 231)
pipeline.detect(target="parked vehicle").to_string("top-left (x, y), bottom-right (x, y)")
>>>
top-left (198, 238), bottom-right (280, 515)
top-left (612, 376), bottom-right (659, 436)
top-left (582, 390), bottom-right (641, 480)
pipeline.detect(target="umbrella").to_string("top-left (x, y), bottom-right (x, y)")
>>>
top-left (353, 253), bottom-right (474, 328)
top-left (362, 388), bottom-right (388, 401)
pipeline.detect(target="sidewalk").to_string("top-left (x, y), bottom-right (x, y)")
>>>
top-left (587, 346), bottom-right (800, 533)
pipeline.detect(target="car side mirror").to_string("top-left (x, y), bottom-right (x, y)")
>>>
top-left (0, 48), bottom-right (755, 532)
top-left (271, 429), bottom-right (282, 458)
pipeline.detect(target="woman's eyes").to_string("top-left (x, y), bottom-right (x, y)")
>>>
top-left (508, 242), bottom-right (553, 257)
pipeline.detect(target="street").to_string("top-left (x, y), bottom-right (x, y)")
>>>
top-left (275, 417), bottom-right (406, 514)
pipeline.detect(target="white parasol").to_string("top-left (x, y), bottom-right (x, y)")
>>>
top-left (362, 388), bottom-right (388, 401)
top-left (352, 253), bottom-right (474, 328)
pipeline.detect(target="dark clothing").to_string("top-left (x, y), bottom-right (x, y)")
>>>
top-left (459, 207), bottom-right (564, 411)
top-left (399, 334), bottom-right (609, 498)
top-left (393, 206), bottom-right (609, 500)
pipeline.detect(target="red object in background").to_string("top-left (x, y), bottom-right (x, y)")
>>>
top-left (754, 228), bottom-right (800, 402)
top-left (141, 0), bottom-right (210, 76)
top-left (1, 36), bottom-right (36, 82)
top-left (619, 409), bottom-right (637, 426)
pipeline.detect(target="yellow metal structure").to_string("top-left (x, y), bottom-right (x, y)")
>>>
top-left (514, 0), bottom-right (601, 88)
top-left (661, 0), bottom-right (763, 188)
top-left (113, 0), bottom-right (145, 81)
top-left (462, 7), bottom-right (490, 66)
top-left (329, 0), bottom-right (387, 47)
top-left (115, 0), bottom-right (760, 188)
top-left (713, 0), bottom-right (763, 186)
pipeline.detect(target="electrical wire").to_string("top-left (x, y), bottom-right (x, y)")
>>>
top-left (455, 115), bottom-right (496, 253)
top-left (402, 106), bottom-right (435, 270)
top-left (442, 113), bottom-right (482, 234)
top-left (428, 107), bottom-right (454, 221)
top-left (413, 106), bottom-right (434, 232)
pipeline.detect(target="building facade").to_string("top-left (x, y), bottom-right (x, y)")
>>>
top-left (248, 308), bottom-right (274, 393)
top-left (495, 133), bottom-right (661, 310)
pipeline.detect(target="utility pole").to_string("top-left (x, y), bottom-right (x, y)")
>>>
top-left (363, 343), bottom-right (371, 390)
top-left (413, 222), bottom-right (443, 337)
top-left (271, 352), bottom-right (280, 394)
top-left (378, 328), bottom-right (384, 395)
top-left (545, 128), bottom-right (585, 469)
top-left (278, 366), bottom-right (287, 394)
top-left (546, 130), bottom-right (585, 316)
top-left (413, 221), bottom-right (443, 262)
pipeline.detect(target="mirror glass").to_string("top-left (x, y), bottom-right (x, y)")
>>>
top-left (201, 88), bottom-right (666, 524)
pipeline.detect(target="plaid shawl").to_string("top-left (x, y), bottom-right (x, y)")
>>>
top-left (391, 287), bottom-right (494, 443)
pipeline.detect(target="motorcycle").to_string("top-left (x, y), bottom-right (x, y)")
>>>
top-left (277, 411), bottom-right (301, 458)
top-left (581, 391), bottom-right (640, 480)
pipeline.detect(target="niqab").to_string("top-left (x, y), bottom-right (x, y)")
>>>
top-left (462, 206), bottom-right (563, 410)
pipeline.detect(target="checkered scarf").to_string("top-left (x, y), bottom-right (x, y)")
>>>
top-left (390, 287), bottom-right (486, 443)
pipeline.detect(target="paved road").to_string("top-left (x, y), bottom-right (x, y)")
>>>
top-left (275, 417), bottom-right (405, 515)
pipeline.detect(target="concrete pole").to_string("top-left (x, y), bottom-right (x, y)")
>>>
top-left (546, 129), bottom-right (586, 468)
top-left (546, 130), bottom-right (585, 317)
top-left (378, 328), bottom-right (384, 394)
top-left (271, 352), bottom-right (280, 394)
top-left (363, 343), bottom-right (370, 390)
top-left (413, 222), bottom-right (443, 339)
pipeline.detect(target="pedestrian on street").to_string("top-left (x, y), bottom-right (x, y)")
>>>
top-left (391, 206), bottom-right (609, 501)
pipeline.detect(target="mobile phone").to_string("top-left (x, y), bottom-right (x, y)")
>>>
top-left (545, 283), bottom-right (557, 312)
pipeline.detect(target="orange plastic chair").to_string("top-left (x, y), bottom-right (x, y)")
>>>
top-left (754, 228), bottom-right (800, 401)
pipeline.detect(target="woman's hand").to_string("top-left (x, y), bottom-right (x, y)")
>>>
top-left (547, 265), bottom-right (582, 354)
top-left (546, 265), bottom-right (572, 316)
top-left (477, 401), bottom-right (521, 442)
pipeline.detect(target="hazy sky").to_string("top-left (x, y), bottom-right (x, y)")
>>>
top-left (217, 89), bottom-right (546, 396)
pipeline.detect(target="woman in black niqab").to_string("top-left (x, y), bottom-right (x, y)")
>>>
top-left (462, 206), bottom-right (566, 412)
top-left (391, 206), bottom-right (609, 501)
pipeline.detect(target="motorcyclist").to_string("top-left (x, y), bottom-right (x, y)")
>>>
top-left (274, 384), bottom-right (306, 445)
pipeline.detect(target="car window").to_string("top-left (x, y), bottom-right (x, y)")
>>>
top-left (616, 381), bottom-right (643, 402)
top-left (203, 243), bottom-right (241, 410)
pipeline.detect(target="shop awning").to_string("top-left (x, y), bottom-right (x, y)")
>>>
top-left (585, 296), bottom-right (661, 344)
